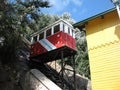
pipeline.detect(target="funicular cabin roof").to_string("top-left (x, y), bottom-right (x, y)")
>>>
top-left (30, 19), bottom-right (74, 37)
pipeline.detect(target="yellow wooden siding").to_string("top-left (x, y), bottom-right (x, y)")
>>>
top-left (89, 42), bottom-right (120, 90)
top-left (86, 10), bottom-right (120, 50)
top-left (86, 10), bottom-right (120, 90)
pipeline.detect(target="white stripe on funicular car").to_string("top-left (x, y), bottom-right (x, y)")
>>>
top-left (39, 39), bottom-right (56, 51)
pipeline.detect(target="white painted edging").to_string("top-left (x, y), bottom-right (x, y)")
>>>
top-left (30, 69), bottom-right (62, 90)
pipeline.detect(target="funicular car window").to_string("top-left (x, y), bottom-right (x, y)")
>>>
top-left (72, 30), bottom-right (75, 38)
top-left (46, 28), bottom-right (51, 37)
top-left (63, 24), bottom-right (65, 32)
top-left (39, 32), bottom-right (44, 40)
top-left (54, 24), bottom-right (60, 33)
top-left (68, 27), bottom-right (70, 35)
top-left (33, 36), bottom-right (37, 42)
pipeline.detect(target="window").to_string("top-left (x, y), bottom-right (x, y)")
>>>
top-left (72, 30), bottom-right (75, 38)
top-left (33, 36), bottom-right (37, 42)
top-left (54, 24), bottom-right (60, 33)
top-left (31, 37), bottom-right (33, 43)
top-left (46, 28), bottom-right (51, 37)
top-left (68, 27), bottom-right (70, 35)
top-left (39, 32), bottom-right (44, 40)
top-left (63, 24), bottom-right (65, 32)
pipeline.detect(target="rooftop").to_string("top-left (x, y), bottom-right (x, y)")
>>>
top-left (73, 8), bottom-right (116, 27)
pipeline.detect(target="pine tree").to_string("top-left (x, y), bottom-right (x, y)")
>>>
top-left (0, 0), bottom-right (50, 64)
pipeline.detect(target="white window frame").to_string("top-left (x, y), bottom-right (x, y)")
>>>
top-left (44, 31), bottom-right (46, 38)
top-left (51, 26), bottom-right (54, 35)
top-left (31, 37), bottom-right (33, 43)
top-left (70, 28), bottom-right (72, 36)
top-left (60, 22), bottom-right (63, 31)
top-left (72, 30), bottom-right (75, 38)
top-left (64, 24), bottom-right (68, 33)
top-left (37, 35), bottom-right (39, 41)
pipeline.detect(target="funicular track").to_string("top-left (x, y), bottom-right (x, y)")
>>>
top-left (28, 60), bottom-right (75, 90)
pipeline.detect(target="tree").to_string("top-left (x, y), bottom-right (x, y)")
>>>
top-left (0, 0), bottom-right (50, 64)
top-left (32, 12), bottom-right (75, 29)
top-left (75, 29), bottom-right (90, 79)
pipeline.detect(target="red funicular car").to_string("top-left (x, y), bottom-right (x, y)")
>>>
top-left (30, 19), bottom-right (76, 63)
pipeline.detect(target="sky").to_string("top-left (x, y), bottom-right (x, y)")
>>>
top-left (41, 0), bottom-right (115, 22)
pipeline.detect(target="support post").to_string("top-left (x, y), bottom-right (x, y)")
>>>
top-left (61, 50), bottom-right (64, 90)
top-left (73, 55), bottom-right (76, 90)
top-left (115, 2), bottom-right (120, 19)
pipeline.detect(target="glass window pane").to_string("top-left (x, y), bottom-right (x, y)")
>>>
top-left (70, 28), bottom-right (72, 36)
top-left (39, 32), bottom-right (44, 40)
top-left (68, 27), bottom-right (70, 34)
top-left (33, 36), bottom-right (37, 42)
top-left (63, 24), bottom-right (65, 32)
top-left (72, 30), bottom-right (75, 38)
top-left (46, 28), bottom-right (51, 37)
top-left (54, 24), bottom-right (60, 33)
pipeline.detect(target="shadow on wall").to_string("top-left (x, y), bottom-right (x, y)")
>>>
top-left (74, 74), bottom-right (91, 90)
top-left (115, 24), bottom-right (120, 40)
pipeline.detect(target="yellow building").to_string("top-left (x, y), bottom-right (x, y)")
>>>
top-left (74, 8), bottom-right (120, 90)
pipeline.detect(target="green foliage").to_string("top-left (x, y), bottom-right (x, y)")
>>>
top-left (75, 30), bottom-right (90, 79)
top-left (36, 12), bottom-right (75, 30)
top-left (0, 1), bottom-right (22, 63)
top-left (0, 0), bottom-right (50, 64)
top-left (12, 0), bottom-right (50, 36)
